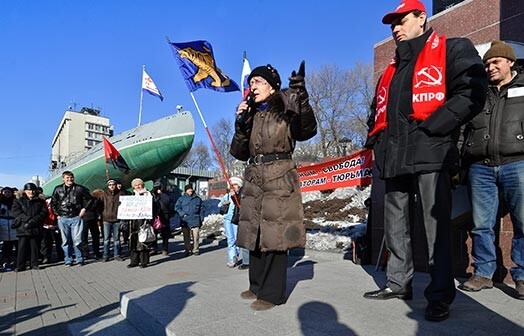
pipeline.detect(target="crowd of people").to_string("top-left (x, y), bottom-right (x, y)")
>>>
top-left (0, 172), bottom-right (210, 271)
top-left (0, 170), bottom-right (257, 273)
top-left (1, 0), bottom-right (523, 321)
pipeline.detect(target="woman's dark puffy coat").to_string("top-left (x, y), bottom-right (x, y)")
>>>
top-left (84, 189), bottom-right (104, 222)
top-left (153, 191), bottom-right (173, 227)
top-left (230, 89), bottom-right (317, 252)
top-left (175, 194), bottom-right (202, 228)
top-left (11, 194), bottom-right (47, 237)
top-left (365, 29), bottom-right (487, 179)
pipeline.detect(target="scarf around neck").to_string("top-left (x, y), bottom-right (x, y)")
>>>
top-left (369, 31), bottom-right (447, 137)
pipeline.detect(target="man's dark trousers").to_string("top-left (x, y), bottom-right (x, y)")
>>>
top-left (384, 171), bottom-right (456, 304)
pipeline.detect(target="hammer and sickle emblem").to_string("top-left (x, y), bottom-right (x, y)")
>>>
top-left (414, 66), bottom-right (442, 88)
top-left (377, 87), bottom-right (387, 105)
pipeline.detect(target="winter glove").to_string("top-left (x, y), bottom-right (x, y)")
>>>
top-left (289, 60), bottom-right (306, 93)
top-left (287, 61), bottom-right (309, 117)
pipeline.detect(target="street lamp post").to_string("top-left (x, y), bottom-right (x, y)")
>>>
top-left (339, 136), bottom-right (352, 157)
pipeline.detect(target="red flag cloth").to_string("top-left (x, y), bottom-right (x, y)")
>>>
top-left (103, 137), bottom-right (130, 173)
top-left (297, 149), bottom-right (373, 192)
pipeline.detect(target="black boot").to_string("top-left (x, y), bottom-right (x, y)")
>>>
top-left (425, 301), bottom-right (450, 322)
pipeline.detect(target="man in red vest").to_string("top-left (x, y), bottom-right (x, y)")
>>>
top-left (363, 0), bottom-right (487, 321)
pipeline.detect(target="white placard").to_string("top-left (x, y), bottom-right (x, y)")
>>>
top-left (117, 195), bottom-right (153, 219)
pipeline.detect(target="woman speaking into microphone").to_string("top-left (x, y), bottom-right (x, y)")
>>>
top-left (230, 62), bottom-right (317, 311)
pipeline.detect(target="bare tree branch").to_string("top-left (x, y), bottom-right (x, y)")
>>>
top-left (307, 62), bottom-right (373, 158)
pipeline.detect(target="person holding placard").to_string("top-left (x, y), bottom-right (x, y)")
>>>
top-left (127, 178), bottom-right (153, 268)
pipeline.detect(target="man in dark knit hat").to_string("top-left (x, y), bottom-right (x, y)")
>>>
top-left (460, 41), bottom-right (524, 299)
top-left (363, 0), bottom-right (487, 322)
top-left (101, 179), bottom-right (124, 262)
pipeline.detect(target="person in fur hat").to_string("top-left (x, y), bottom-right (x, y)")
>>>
top-left (230, 61), bottom-right (317, 311)
top-left (11, 183), bottom-right (47, 271)
top-left (127, 178), bottom-right (157, 268)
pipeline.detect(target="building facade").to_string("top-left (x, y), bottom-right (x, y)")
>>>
top-left (50, 107), bottom-right (113, 169)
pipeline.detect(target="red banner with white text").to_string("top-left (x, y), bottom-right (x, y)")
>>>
top-left (297, 149), bottom-right (373, 192)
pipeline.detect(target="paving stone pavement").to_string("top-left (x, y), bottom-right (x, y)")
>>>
top-left (1, 236), bottom-right (523, 336)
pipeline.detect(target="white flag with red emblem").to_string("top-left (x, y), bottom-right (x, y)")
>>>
top-left (142, 69), bottom-right (164, 101)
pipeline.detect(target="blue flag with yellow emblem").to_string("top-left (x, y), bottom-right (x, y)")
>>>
top-left (170, 40), bottom-right (240, 93)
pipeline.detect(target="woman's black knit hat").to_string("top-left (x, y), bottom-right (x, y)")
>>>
top-left (248, 64), bottom-right (281, 90)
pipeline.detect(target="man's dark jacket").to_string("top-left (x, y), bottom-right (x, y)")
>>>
top-left (365, 28), bottom-right (487, 179)
top-left (462, 72), bottom-right (524, 167)
top-left (175, 194), bottom-right (202, 228)
top-left (51, 183), bottom-right (92, 217)
top-left (101, 188), bottom-right (121, 223)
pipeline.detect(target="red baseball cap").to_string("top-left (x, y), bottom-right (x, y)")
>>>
top-left (382, 0), bottom-right (427, 24)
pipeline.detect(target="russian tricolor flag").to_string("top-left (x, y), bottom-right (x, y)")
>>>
top-left (241, 54), bottom-right (251, 99)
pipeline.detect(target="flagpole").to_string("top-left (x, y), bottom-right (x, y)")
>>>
top-left (242, 51), bottom-right (246, 95)
top-left (103, 136), bottom-right (110, 180)
top-left (138, 65), bottom-right (145, 126)
top-left (189, 92), bottom-right (208, 128)
top-left (189, 92), bottom-right (239, 207)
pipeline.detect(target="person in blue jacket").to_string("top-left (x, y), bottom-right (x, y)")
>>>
top-left (218, 177), bottom-right (249, 269)
top-left (175, 185), bottom-right (202, 256)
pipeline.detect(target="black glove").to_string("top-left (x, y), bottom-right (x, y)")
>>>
top-left (289, 60), bottom-right (306, 92)
top-left (287, 61), bottom-right (309, 117)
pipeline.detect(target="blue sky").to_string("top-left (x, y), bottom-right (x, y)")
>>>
top-left (0, 1), bottom-right (433, 188)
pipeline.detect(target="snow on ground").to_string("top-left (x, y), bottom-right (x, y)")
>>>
top-left (201, 186), bottom-right (370, 253)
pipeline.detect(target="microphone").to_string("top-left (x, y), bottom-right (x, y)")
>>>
top-left (236, 91), bottom-right (255, 123)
